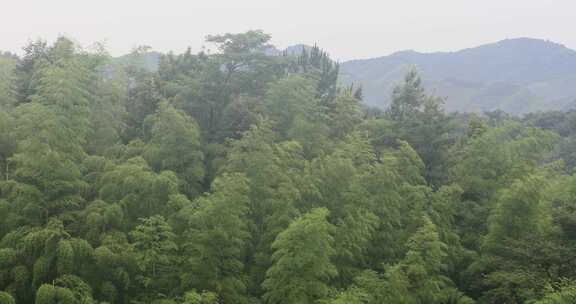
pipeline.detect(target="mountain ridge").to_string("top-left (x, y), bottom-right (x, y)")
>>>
top-left (340, 37), bottom-right (576, 114)
top-left (102, 38), bottom-right (576, 114)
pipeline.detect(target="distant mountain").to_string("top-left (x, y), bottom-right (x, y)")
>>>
top-left (265, 44), bottom-right (311, 56)
top-left (340, 38), bottom-right (576, 114)
top-left (111, 39), bottom-right (576, 114)
top-left (113, 51), bottom-right (163, 71)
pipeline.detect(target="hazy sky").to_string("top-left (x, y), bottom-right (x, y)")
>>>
top-left (2, 0), bottom-right (575, 61)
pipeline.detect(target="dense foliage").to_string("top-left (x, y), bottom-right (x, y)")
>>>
top-left (1, 31), bottom-right (576, 304)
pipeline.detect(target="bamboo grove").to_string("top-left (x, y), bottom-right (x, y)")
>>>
top-left (1, 31), bottom-right (576, 304)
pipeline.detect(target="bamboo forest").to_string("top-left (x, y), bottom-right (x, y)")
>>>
top-left (1, 31), bottom-right (576, 304)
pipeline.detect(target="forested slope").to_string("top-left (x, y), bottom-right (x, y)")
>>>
top-left (340, 38), bottom-right (576, 114)
top-left (1, 31), bottom-right (576, 304)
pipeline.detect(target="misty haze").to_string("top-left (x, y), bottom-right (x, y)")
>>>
top-left (1, 1), bottom-right (576, 304)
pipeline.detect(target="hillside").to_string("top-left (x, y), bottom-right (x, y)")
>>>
top-left (109, 38), bottom-right (576, 114)
top-left (5, 32), bottom-right (576, 304)
top-left (340, 38), bottom-right (576, 114)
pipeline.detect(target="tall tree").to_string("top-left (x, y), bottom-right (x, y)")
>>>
top-left (478, 174), bottom-right (554, 304)
top-left (14, 40), bottom-right (48, 104)
top-left (386, 69), bottom-right (453, 186)
top-left (263, 208), bottom-right (337, 304)
top-left (143, 101), bottom-right (205, 196)
top-left (223, 120), bottom-right (303, 295)
top-left (130, 215), bottom-right (178, 299)
top-left (182, 173), bottom-right (250, 304)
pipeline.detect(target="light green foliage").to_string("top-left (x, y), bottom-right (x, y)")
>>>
top-left (56, 240), bottom-right (74, 276)
top-left (92, 234), bottom-right (135, 300)
top-left (86, 56), bottom-right (126, 155)
top-left (144, 101), bottom-right (204, 196)
top-left (98, 281), bottom-right (117, 303)
top-left (0, 248), bottom-right (17, 269)
top-left (451, 122), bottom-right (558, 253)
top-left (387, 69), bottom-right (426, 123)
top-left (308, 154), bottom-right (358, 218)
top-left (30, 38), bottom-right (93, 141)
top-left (477, 174), bottom-right (556, 304)
top-left (182, 290), bottom-right (219, 304)
top-left (0, 111), bottom-right (16, 182)
top-left (2, 32), bottom-right (576, 304)
top-left (485, 174), bottom-right (550, 247)
top-left (358, 117), bottom-right (396, 152)
top-left (263, 208), bottom-right (337, 304)
top-left (81, 200), bottom-right (124, 242)
top-left (322, 288), bottom-right (367, 304)
top-left (333, 208), bottom-right (379, 286)
top-left (534, 284), bottom-right (576, 304)
top-left (97, 157), bottom-right (179, 222)
top-left (183, 173), bottom-right (250, 303)
top-left (32, 257), bottom-right (50, 288)
top-left (224, 120), bottom-right (303, 294)
top-left (264, 75), bottom-right (321, 138)
top-left (35, 284), bottom-right (75, 304)
top-left (4, 38), bottom-right (101, 224)
top-left (360, 140), bottom-right (429, 265)
top-left (0, 292), bottom-right (15, 304)
top-left (11, 103), bottom-right (87, 218)
top-left (286, 115), bottom-right (330, 158)
top-left (353, 268), bottom-right (414, 304)
top-left (54, 275), bottom-right (94, 304)
top-left (130, 215), bottom-right (177, 296)
top-left (402, 217), bottom-right (451, 303)
top-left (323, 92), bottom-right (362, 139)
top-left (388, 140), bottom-right (426, 185)
top-left (1, 219), bottom-right (95, 292)
top-left (336, 218), bottom-right (472, 304)
top-left (385, 69), bottom-right (453, 185)
top-left (452, 122), bottom-right (558, 202)
top-left (408, 217), bottom-right (447, 271)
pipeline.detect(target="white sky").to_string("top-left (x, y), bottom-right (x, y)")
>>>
top-left (1, 0), bottom-right (575, 61)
